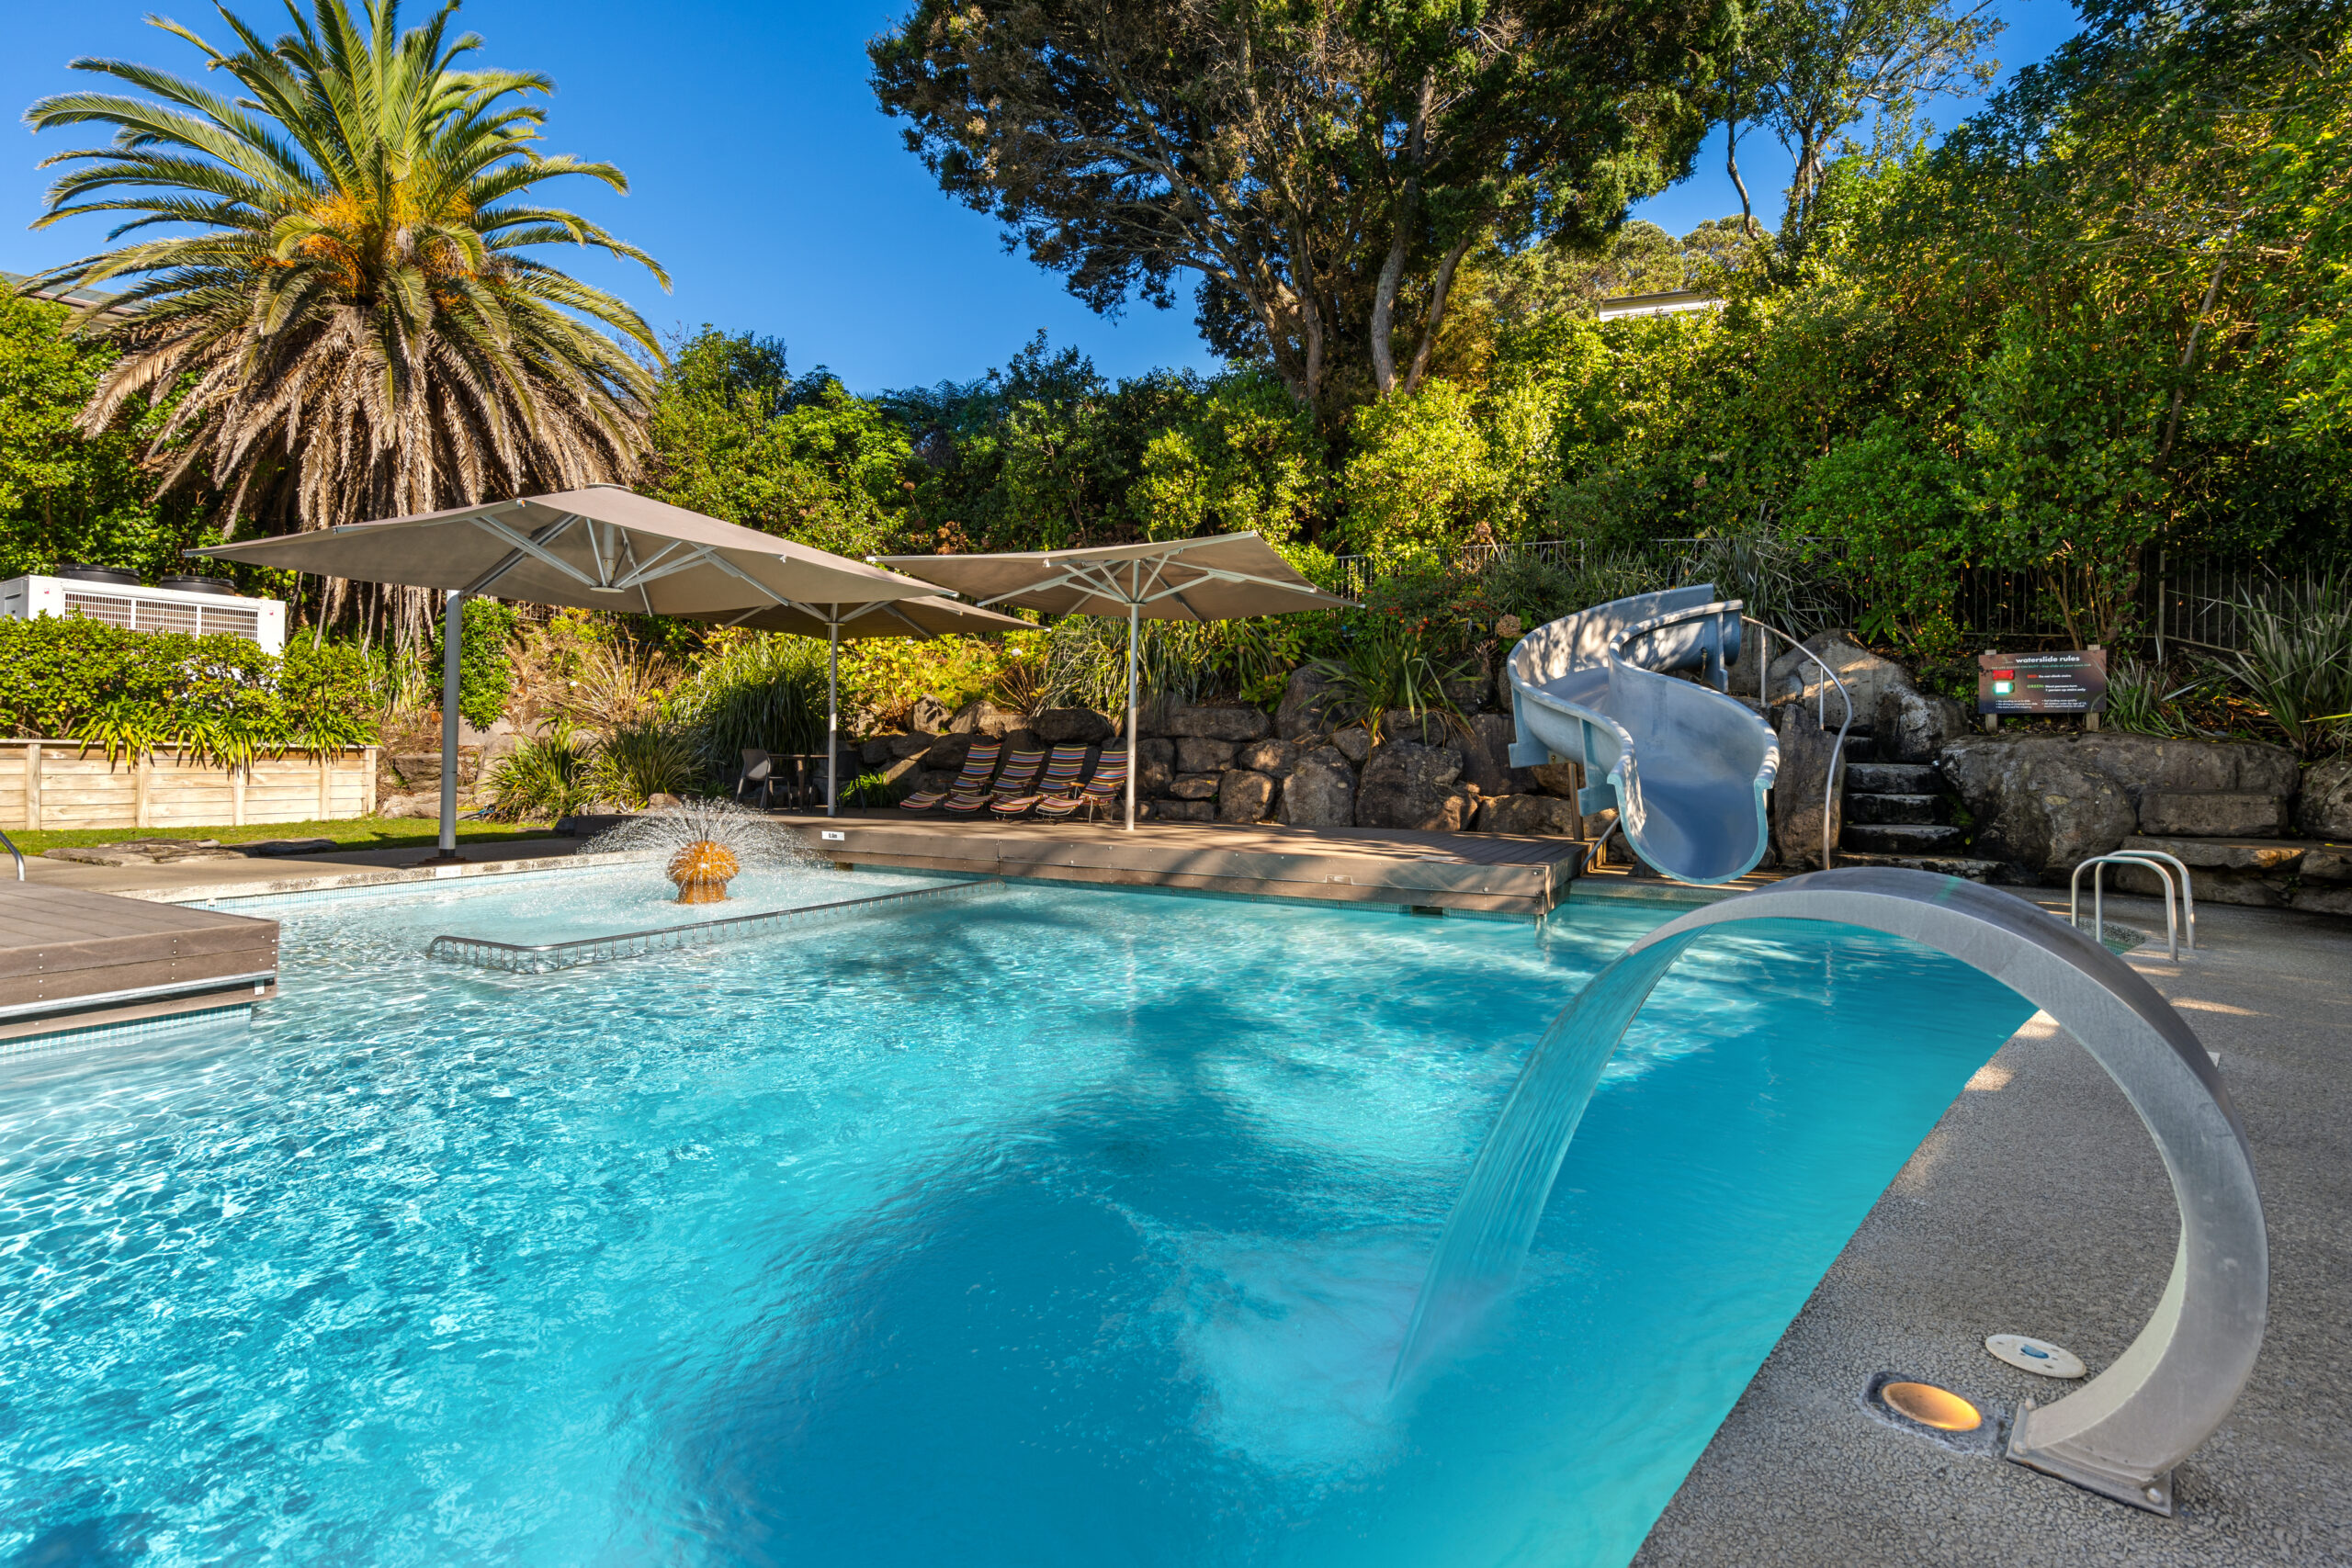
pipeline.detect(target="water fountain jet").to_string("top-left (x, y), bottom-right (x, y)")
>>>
top-left (580, 798), bottom-right (817, 903)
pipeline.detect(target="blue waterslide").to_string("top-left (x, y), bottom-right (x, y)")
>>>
top-left (1505, 584), bottom-right (1779, 885)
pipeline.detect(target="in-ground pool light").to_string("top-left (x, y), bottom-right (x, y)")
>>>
top-left (1877, 1380), bottom-right (1984, 1433)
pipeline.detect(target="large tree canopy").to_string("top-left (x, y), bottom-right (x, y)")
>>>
top-left (871, 0), bottom-right (1734, 424)
top-left (21, 0), bottom-right (667, 540)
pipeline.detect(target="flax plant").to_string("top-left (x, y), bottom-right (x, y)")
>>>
top-left (21, 0), bottom-right (667, 536)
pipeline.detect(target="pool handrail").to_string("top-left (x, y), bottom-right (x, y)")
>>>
top-left (0, 825), bottom-right (21, 881)
top-left (2072, 852), bottom-right (2188, 961)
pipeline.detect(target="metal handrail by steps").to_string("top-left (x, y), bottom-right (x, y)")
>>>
top-left (1742, 617), bottom-right (1853, 872)
top-left (0, 826), bottom-right (23, 882)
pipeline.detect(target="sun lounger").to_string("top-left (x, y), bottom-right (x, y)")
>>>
top-left (990, 744), bottom-right (1091, 817)
top-left (949, 747), bottom-right (1042, 814)
top-left (1036, 751), bottom-right (1130, 820)
top-left (899, 740), bottom-right (1002, 812)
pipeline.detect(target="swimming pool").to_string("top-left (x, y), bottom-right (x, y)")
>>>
top-left (0, 871), bottom-right (2035, 1565)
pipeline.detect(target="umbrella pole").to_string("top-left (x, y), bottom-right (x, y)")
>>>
top-left (1125, 598), bottom-right (1139, 832)
top-left (827, 619), bottom-right (840, 818)
top-left (434, 589), bottom-right (463, 863)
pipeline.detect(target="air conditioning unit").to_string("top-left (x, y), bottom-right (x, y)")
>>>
top-left (0, 570), bottom-right (288, 656)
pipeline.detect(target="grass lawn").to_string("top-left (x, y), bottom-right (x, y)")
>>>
top-left (6, 818), bottom-right (566, 855)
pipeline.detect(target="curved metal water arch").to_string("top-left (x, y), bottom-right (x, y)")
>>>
top-left (1394, 866), bottom-right (2265, 1515)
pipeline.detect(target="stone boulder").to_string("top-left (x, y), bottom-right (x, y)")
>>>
top-left (1531, 761), bottom-right (1586, 800)
top-left (1773, 704), bottom-right (1844, 870)
top-left (1770, 632), bottom-right (1912, 721)
top-left (1274, 665), bottom-right (1340, 740)
top-left (2113, 834), bottom-right (2307, 908)
top-left (1135, 737), bottom-right (1175, 797)
top-left (1150, 799), bottom-right (1215, 822)
top-left (1453, 726), bottom-right (1511, 797)
top-left (1281, 748), bottom-right (1357, 828)
top-left (1354, 741), bottom-right (1464, 829)
top-left (2068, 733), bottom-right (2299, 805)
top-left (922, 733), bottom-right (974, 772)
top-left (1877, 685), bottom-right (1971, 764)
top-left (908, 694), bottom-right (950, 733)
top-left (1216, 769), bottom-right (1279, 823)
top-left (888, 731), bottom-right (939, 761)
top-left (1175, 736), bottom-right (1237, 773)
top-left (1380, 710), bottom-right (1457, 748)
top-left (1236, 738), bottom-right (1301, 777)
top-left (945, 698), bottom-right (1022, 738)
top-left (1476, 794), bottom-right (1580, 835)
top-left (875, 754), bottom-right (930, 800)
top-left (1470, 711), bottom-right (1537, 794)
top-left (2137, 790), bottom-right (2290, 838)
top-left (1164, 703), bottom-right (1271, 742)
top-left (1033, 706), bottom-right (1116, 745)
top-left (1331, 726), bottom-right (1372, 765)
top-left (1167, 773), bottom-right (1222, 801)
top-left (1938, 737), bottom-right (2137, 877)
top-left (2298, 755), bottom-right (2352, 840)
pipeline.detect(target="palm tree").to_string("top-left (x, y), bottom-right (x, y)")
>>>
top-left (20, 0), bottom-right (668, 543)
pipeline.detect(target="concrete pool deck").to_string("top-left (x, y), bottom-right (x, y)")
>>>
top-left (1634, 895), bottom-right (2352, 1567)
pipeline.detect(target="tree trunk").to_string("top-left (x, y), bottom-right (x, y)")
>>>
top-left (1404, 238), bottom-right (1475, 393)
top-left (1370, 73), bottom-right (1435, 397)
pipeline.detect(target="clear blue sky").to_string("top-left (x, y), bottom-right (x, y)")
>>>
top-left (3, 0), bottom-right (2081, 394)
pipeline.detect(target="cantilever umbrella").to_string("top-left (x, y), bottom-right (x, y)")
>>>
top-left (726, 593), bottom-right (1032, 814)
top-left (875, 533), bottom-right (1354, 830)
top-left (195, 486), bottom-right (956, 853)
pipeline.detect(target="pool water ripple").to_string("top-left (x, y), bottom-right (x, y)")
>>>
top-left (0, 872), bottom-right (2032, 1566)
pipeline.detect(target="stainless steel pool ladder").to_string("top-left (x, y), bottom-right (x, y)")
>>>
top-left (0, 826), bottom-right (22, 881)
top-left (1742, 617), bottom-right (1854, 872)
top-left (2071, 851), bottom-right (2196, 960)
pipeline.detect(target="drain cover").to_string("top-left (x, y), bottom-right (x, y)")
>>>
top-left (1986, 1334), bottom-right (2086, 1378)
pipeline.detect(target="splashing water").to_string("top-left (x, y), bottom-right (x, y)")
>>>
top-left (578, 798), bottom-right (820, 896)
top-left (1391, 931), bottom-right (1708, 1391)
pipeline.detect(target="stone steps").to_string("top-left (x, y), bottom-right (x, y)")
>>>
top-left (1843, 822), bottom-right (1969, 855)
top-left (1845, 793), bottom-right (1943, 826)
top-left (1843, 761), bottom-right (1938, 794)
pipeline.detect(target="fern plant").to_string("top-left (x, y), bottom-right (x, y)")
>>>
top-left (482, 723), bottom-right (599, 821)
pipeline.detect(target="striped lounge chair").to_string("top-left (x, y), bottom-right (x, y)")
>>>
top-left (946, 747), bottom-right (1043, 814)
top-left (1037, 750), bottom-right (1130, 821)
top-left (899, 740), bottom-right (1001, 813)
top-left (991, 744), bottom-right (1091, 818)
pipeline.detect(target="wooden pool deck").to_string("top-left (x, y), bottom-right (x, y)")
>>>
top-left (0, 884), bottom-right (279, 1043)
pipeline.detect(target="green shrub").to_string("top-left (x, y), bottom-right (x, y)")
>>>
top-left (664, 633), bottom-right (830, 773)
top-left (0, 615), bottom-right (379, 757)
top-left (592, 722), bottom-right (700, 807)
top-left (2207, 568), bottom-right (2352, 757)
top-left (482, 723), bottom-right (599, 821)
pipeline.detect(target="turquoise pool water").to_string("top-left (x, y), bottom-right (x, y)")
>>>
top-left (0, 873), bottom-right (2035, 1566)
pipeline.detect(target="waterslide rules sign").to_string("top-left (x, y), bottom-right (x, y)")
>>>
top-left (1978, 649), bottom-right (2109, 716)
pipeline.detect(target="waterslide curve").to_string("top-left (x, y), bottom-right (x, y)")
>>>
top-left (1505, 583), bottom-right (1778, 885)
top-left (1394, 867), bottom-right (2266, 1514)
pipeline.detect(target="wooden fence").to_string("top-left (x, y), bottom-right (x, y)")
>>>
top-left (0, 741), bottom-right (379, 832)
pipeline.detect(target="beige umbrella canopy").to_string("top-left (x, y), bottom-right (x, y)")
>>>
top-left (876, 533), bottom-right (1354, 829)
top-left (193, 489), bottom-right (983, 850)
top-left (198, 484), bottom-right (938, 616)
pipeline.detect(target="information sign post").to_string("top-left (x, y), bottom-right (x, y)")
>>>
top-left (1977, 649), bottom-right (2109, 731)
